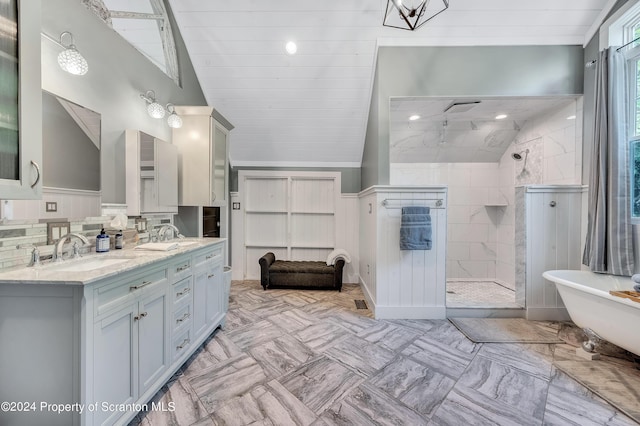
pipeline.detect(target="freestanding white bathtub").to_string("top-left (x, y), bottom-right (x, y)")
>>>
top-left (543, 270), bottom-right (640, 356)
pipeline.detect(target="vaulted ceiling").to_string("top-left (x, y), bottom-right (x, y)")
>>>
top-left (167, 0), bottom-right (611, 168)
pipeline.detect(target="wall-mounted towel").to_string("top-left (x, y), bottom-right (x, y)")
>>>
top-left (400, 206), bottom-right (432, 250)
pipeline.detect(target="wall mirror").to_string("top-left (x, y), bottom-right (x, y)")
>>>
top-left (42, 90), bottom-right (101, 191)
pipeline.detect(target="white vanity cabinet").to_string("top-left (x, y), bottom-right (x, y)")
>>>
top-left (0, 239), bottom-right (227, 426)
top-left (92, 267), bottom-right (170, 426)
top-left (172, 106), bottom-right (232, 207)
top-left (125, 130), bottom-right (179, 215)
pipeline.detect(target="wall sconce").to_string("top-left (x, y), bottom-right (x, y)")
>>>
top-left (166, 104), bottom-right (183, 128)
top-left (140, 90), bottom-right (165, 119)
top-left (41, 31), bottom-right (89, 75)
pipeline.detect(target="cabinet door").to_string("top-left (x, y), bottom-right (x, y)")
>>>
top-left (93, 303), bottom-right (136, 426)
top-left (137, 287), bottom-right (169, 395)
top-left (206, 262), bottom-right (224, 326)
top-left (0, 0), bottom-right (41, 199)
top-left (155, 139), bottom-right (178, 211)
top-left (192, 267), bottom-right (209, 337)
top-left (211, 121), bottom-right (228, 205)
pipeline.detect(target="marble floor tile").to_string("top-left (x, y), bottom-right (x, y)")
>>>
top-left (279, 292), bottom-right (324, 307)
top-left (227, 319), bottom-right (286, 350)
top-left (137, 377), bottom-right (209, 426)
top-left (544, 369), bottom-right (638, 426)
top-left (247, 300), bottom-right (296, 318)
top-left (357, 321), bottom-right (422, 352)
top-left (386, 318), bottom-right (438, 333)
top-left (326, 309), bottom-right (378, 334)
top-left (188, 354), bottom-right (268, 413)
top-left (222, 307), bottom-right (261, 332)
top-left (211, 380), bottom-right (318, 426)
top-left (202, 330), bottom-right (243, 363)
top-left (249, 334), bottom-right (317, 378)
top-left (324, 335), bottom-right (396, 377)
top-left (431, 385), bottom-right (542, 426)
top-left (267, 308), bottom-right (318, 333)
top-left (449, 317), bottom-right (563, 343)
top-left (402, 331), bottom-right (480, 379)
top-left (369, 355), bottom-right (455, 418)
top-left (300, 300), bottom-right (345, 317)
top-left (456, 355), bottom-right (549, 421)
top-left (477, 342), bottom-right (554, 380)
top-left (279, 356), bottom-right (364, 414)
top-left (320, 383), bottom-right (428, 426)
top-left (293, 322), bottom-right (350, 353)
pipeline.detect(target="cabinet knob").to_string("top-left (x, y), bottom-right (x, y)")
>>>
top-left (549, 201), bottom-right (557, 207)
top-left (208, 274), bottom-right (215, 279)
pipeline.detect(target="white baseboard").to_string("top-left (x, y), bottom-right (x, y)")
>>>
top-left (374, 305), bottom-right (447, 320)
top-left (526, 307), bottom-right (570, 322)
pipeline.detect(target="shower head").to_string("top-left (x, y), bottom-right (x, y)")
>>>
top-left (512, 149), bottom-right (529, 161)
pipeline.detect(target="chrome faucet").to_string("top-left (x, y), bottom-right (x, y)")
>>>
top-left (17, 243), bottom-right (41, 267)
top-left (156, 224), bottom-right (184, 241)
top-left (53, 233), bottom-right (90, 262)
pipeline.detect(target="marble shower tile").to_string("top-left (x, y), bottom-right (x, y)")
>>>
top-left (456, 355), bottom-right (549, 421)
top-left (188, 354), bottom-right (268, 413)
top-left (320, 383), bottom-right (428, 426)
top-left (211, 380), bottom-right (318, 426)
top-left (544, 369), bottom-right (638, 426)
top-left (249, 334), bottom-right (317, 378)
top-left (369, 355), bottom-right (455, 418)
top-left (227, 319), bottom-right (286, 350)
top-left (279, 356), bottom-right (363, 414)
top-left (357, 321), bottom-right (422, 352)
top-left (293, 322), bottom-right (349, 353)
top-left (324, 336), bottom-right (395, 377)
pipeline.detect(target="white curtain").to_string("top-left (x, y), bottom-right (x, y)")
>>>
top-left (583, 48), bottom-right (634, 276)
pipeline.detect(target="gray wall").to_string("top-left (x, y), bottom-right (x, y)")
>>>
top-left (41, 0), bottom-right (207, 203)
top-left (362, 45), bottom-right (585, 190)
top-left (42, 92), bottom-right (100, 191)
top-left (230, 166), bottom-right (361, 194)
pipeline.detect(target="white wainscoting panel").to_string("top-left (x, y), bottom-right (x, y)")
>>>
top-left (359, 186), bottom-right (447, 319)
top-left (2, 187), bottom-right (101, 221)
top-left (517, 185), bottom-right (586, 321)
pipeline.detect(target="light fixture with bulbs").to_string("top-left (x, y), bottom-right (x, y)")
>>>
top-left (166, 104), bottom-right (183, 128)
top-left (140, 90), bottom-right (166, 119)
top-left (41, 31), bottom-right (89, 75)
top-left (383, 0), bottom-right (449, 31)
top-left (495, 114), bottom-right (508, 120)
top-left (409, 114), bottom-right (421, 121)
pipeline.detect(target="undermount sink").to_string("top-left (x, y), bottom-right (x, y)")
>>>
top-left (175, 241), bottom-right (198, 247)
top-left (47, 257), bottom-right (132, 272)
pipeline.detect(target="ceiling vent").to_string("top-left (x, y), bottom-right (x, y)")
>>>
top-left (443, 100), bottom-right (481, 114)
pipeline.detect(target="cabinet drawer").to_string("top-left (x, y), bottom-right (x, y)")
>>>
top-left (172, 276), bottom-right (192, 305)
top-left (95, 268), bottom-right (168, 318)
top-left (194, 246), bottom-right (223, 267)
top-left (173, 302), bottom-right (192, 332)
top-left (172, 328), bottom-right (192, 362)
top-left (171, 256), bottom-right (192, 280)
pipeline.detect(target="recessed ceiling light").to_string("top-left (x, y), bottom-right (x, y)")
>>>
top-left (495, 114), bottom-right (508, 120)
top-left (566, 115), bottom-right (576, 120)
top-left (285, 41), bottom-right (297, 55)
top-left (409, 115), bottom-right (420, 121)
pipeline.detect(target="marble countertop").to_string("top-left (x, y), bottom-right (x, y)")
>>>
top-left (0, 238), bottom-right (226, 286)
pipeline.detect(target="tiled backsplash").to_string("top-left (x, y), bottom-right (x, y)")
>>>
top-left (0, 205), bottom-right (175, 270)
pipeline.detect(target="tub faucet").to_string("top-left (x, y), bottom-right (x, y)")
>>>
top-left (156, 224), bottom-right (184, 241)
top-left (54, 233), bottom-right (90, 262)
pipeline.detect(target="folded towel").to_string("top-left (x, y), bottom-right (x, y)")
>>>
top-left (632, 274), bottom-right (640, 284)
top-left (326, 248), bottom-right (351, 266)
top-left (635, 284), bottom-right (640, 292)
top-left (135, 242), bottom-right (179, 251)
top-left (400, 206), bottom-right (432, 250)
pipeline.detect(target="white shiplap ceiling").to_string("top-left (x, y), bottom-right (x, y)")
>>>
top-left (167, 0), bottom-right (611, 167)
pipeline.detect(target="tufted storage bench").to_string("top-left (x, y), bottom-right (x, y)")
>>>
top-left (259, 252), bottom-right (344, 291)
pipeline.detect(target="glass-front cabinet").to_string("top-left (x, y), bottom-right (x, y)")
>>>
top-left (0, 0), bottom-right (42, 199)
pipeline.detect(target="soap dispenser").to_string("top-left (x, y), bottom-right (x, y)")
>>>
top-left (96, 228), bottom-right (110, 253)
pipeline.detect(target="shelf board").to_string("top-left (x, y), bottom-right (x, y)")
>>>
top-left (245, 210), bottom-right (288, 214)
top-left (291, 211), bottom-right (335, 215)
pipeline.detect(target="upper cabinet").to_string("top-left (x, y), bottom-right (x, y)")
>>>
top-left (125, 130), bottom-right (178, 215)
top-left (172, 106), bottom-right (232, 207)
top-left (0, 0), bottom-right (42, 199)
